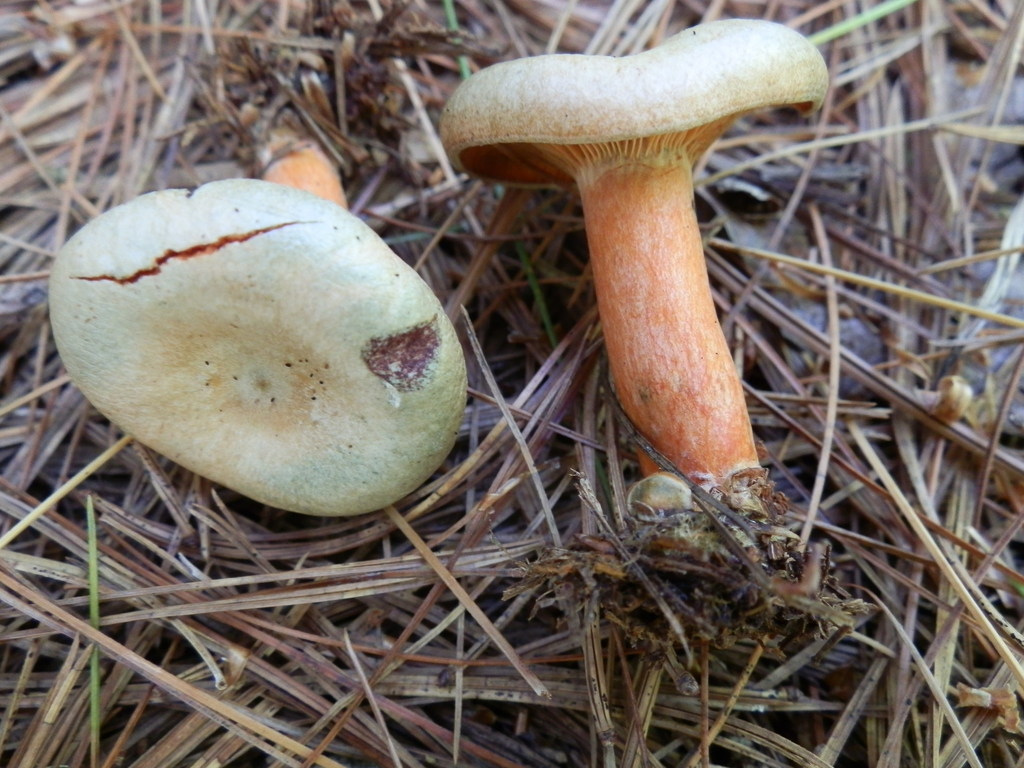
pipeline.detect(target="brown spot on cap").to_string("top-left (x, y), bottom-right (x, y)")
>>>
top-left (362, 317), bottom-right (441, 392)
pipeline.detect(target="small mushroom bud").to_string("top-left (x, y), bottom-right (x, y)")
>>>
top-left (923, 375), bottom-right (973, 424)
top-left (627, 471), bottom-right (693, 517)
top-left (49, 179), bottom-right (467, 516)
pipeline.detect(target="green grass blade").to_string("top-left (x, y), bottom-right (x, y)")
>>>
top-left (87, 495), bottom-right (101, 768)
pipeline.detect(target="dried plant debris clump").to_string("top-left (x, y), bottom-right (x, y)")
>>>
top-left (510, 471), bottom-right (868, 653)
top-left (196, 2), bottom-right (480, 182)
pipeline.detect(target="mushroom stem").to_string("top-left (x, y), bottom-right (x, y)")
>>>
top-left (577, 157), bottom-right (759, 488)
top-left (262, 134), bottom-right (348, 209)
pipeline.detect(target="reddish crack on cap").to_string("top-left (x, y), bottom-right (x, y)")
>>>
top-left (361, 317), bottom-right (442, 393)
top-left (74, 222), bottom-right (300, 284)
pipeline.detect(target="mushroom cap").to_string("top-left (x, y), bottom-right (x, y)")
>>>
top-left (49, 179), bottom-right (467, 516)
top-left (440, 19), bottom-right (828, 184)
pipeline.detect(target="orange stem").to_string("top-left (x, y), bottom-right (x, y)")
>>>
top-left (577, 159), bottom-right (759, 486)
top-left (262, 140), bottom-right (348, 210)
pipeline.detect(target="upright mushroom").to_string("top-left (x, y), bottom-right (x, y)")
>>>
top-left (49, 179), bottom-right (466, 516)
top-left (441, 19), bottom-right (827, 504)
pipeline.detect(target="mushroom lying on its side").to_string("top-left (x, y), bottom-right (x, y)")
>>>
top-left (49, 179), bottom-right (467, 517)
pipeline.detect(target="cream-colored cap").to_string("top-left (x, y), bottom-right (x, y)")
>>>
top-left (441, 19), bottom-right (828, 184)
top-left (49, 179), bottom-right (467, 516)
